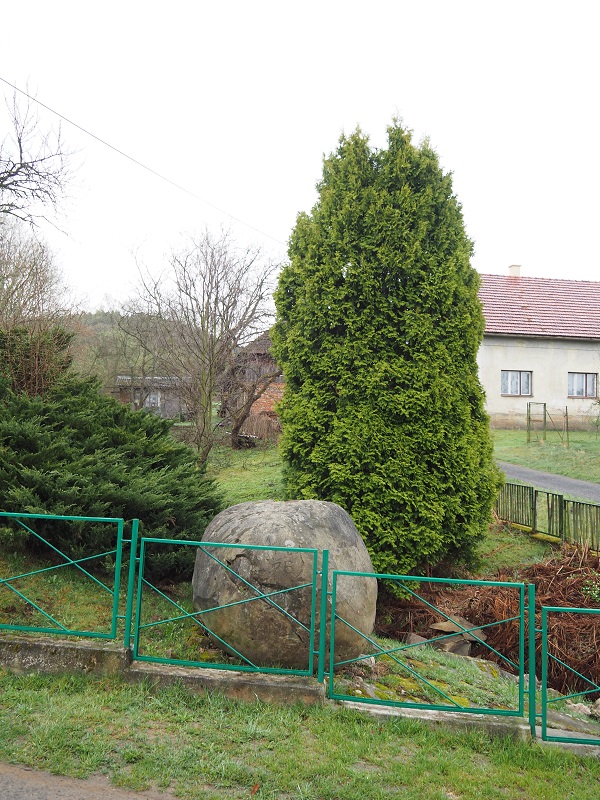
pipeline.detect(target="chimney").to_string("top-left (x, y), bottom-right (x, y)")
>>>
top-left (508, 264), bottom-right (521, 278)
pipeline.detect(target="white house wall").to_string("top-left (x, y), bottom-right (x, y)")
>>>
top-left (477, 335), bottom-right (600, 427)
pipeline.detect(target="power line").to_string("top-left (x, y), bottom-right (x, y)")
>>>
top-left (0, 76), bottom-right (285, 246)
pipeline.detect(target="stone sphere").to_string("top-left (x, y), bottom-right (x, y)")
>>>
top-left (192, 500), bottom-right (377, 670)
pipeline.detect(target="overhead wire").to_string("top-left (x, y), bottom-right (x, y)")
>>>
top-left (0, 76), bottom-right (285, 246)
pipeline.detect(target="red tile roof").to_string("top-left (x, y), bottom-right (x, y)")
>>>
top-left (478, 274), bottom-right (600, 340)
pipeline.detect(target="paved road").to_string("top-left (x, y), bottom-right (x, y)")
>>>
top-left (498, 461), bottom-right (600, 504)
top-left (0, 763), bottom-right (174, 800)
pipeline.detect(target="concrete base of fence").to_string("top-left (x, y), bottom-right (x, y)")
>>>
top-left (0, 636), bottom-right (131, 676)
top-left (340, 700), bottom-right (532, 741)
top-left (0, 636), bottom-right (325, 706)
top-left (341, 701), bottom-right (600, 757)
top-left (126, 662), bottom-right (325, 705)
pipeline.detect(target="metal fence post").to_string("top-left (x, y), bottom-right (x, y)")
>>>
top-left (317, 549), bottom-right (329, 683)
top-left (527, 582), bottom-right (537, 739)
top-left (123, 518), bottom-right (139, 649)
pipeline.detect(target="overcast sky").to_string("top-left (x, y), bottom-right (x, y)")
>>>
top-left (1, 1), bottom-right (598, 310)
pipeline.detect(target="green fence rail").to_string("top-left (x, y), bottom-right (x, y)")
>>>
top-left (130, 537), bottom-right (323, 677)
top-left (540, 606), bottom-right (600, 745)
top-left (495, 483), bottom-right (535, 529)
top-left (328, 571), bottom-right (533, 726)
top-left (0, 511), bottom-right (131, 640)
top-left (496, 483), bottom-right (600, 549)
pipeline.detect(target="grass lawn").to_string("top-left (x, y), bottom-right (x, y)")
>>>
top-left (1, 671), bottom-right (599, 800)
top-left (206, 443), bottom-right (285, 506)
top-left (493, 429), bottom-right (600, 483)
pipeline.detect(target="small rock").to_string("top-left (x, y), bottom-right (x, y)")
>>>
top-left (429, 614), bottom-right (487, 642)
top-left (434, 638), bottom-right (471, 657)
top-left (405, 633), bottom-right (428, 646)
top-left (565, 701), bottom-right (592, 717)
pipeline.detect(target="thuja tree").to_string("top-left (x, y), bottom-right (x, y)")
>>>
top-left (272, 123), bottom-right (501, 576)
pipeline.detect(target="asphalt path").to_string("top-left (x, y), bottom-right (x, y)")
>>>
top-left (0, 763), bottom-right (175, 800)
top-left (498, 461), bottom-right (600, 504)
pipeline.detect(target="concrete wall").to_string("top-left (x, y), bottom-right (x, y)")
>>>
top-left (478, 335), bottom-right (600, 428)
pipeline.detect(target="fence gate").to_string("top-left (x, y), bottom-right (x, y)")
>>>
top-left (0, 511), bottom-right (129, 641)
top-left (539, 606), bottom-right (600, 745)
top-left (129, 537), bottom-right (324, 677)
top-left (327, 570), bottom-right (535, 729)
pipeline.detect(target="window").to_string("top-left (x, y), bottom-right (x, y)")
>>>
top-left (568, 372), bottom-right (597, 398)
top-left (501, 370), bottom-right (532, 396)
top-left (145, 391), bottom-right (160, 408)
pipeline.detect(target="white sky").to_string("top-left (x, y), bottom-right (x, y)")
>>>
top-left (1, 0), bottom-right (598, 310)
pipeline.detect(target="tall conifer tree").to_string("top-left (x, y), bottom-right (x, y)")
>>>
top-left (272, 123), bottom-right (500, 575)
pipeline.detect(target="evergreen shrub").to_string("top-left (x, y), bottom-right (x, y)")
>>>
top-left (0, 376), bottom-right (223, 579)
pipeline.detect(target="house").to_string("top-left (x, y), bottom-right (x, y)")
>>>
top-left (478, 266), bottom-right (600, 428)
top-left (217, 331), bottom-right (284, 419)
top-left (240, 331), bottom-right (284, 416)
top-left (113, 376), bottom-right (189, 419)
top-left (113, 269), bottom-right (600, 431)
top-left (252, 268), bottom-right (600, 431)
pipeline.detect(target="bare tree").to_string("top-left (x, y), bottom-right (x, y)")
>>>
top-left (115, 310), bottom-right (170, 409)
top-left (0, 220), bottom-right (74, 395)
top-left (0, 219), bottom-right (66, 326)
top-left (124, 229), bottom-right (276, 461)
top-left (0, 89), bottom-right (71, 225)
top-left (70, 309), bottom-right (160, 404)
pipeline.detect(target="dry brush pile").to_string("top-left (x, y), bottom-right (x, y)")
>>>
top-left (375, 549), bottom-right (600, 696)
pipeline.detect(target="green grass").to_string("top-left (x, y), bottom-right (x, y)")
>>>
top-left (1, 438), bottom-right (598, 796)
top-left (493, 429), bottom-right (600, 483)
top-left (473, 522), bottom-right (556, 575)
top-left (0, 670), bottom-right (599, 800)
top-left (206, 443), bottom-right (285, 506)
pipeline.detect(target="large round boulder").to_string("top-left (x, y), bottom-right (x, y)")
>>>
top-left (192, 500), bottom-right (377, 669)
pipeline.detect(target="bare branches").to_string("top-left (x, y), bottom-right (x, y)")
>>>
top-left (219, 348), bottom-right (281, 449)
top-left (0, 220), bottom-right (68, 328)
top-left (123, 229), bottom-right (277, 461)
top-left (0, 89), bottom-right (71, 225)
top-left (0, 221), bottom-right (74, 396)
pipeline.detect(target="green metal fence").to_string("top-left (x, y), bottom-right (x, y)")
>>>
top-left (328, 571), bottom-right (534, 726)
top-left (535, 491), bottom-right (563, 538)
top-left (496, 483), bottom-right (600, 549)
top-left (563, 500), bottom-right (600, 551)
top-left (130, 537), bottom-right (323, 677)
top-left (540, 606), bottom-right (600, 745)
top-left (3, 511), bottom-right (600, 745)
top-left (0, 511), bottom-right (131, 640)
